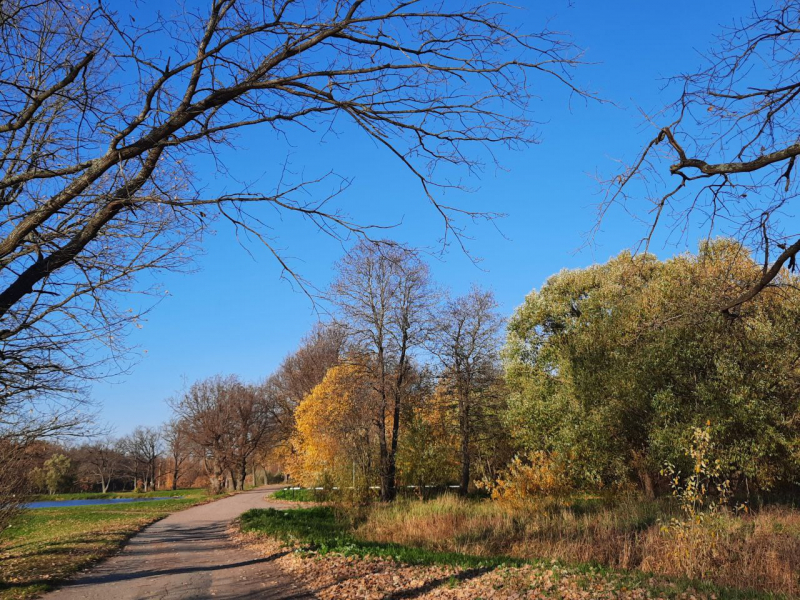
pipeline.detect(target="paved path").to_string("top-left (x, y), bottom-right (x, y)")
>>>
top-left (44, 485), bottom-right (312, 600)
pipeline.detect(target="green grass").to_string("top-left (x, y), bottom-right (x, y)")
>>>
top-left (28, 488), bottom-right (204, 502)
top-left (239, 506), bottom-right (783, 600)
top-left (0, 489), bottom-right (213, 600)
top-left (241, 506), bottom-right (521, 569)
top-left (270, 488), bottom-right (326, 502)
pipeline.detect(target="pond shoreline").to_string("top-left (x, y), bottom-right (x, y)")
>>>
top-left (25, 496), bottom-right (182, 509)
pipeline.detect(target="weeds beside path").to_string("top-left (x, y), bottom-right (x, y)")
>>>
top-left (238, 505), bottom-right (781, 600)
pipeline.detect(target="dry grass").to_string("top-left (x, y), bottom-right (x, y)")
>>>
top-left (641, 508), bottom-right (800, 595)
top-left (356, 494), bottom-right (800, 596)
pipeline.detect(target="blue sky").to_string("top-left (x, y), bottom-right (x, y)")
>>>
top-left (94, 0), bottom-right (756, 434)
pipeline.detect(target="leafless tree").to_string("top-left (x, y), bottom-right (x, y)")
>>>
top-left (76, 437), bottom-right (122, 493)
top-left (601, 1), bottom-right (800, 313)
top-left (263, 322), bottom-right (345, 444)
top-left (0, 0), bottom-right (588, 423)
top-left (0, 394), bottom-right (95, 526)
top-left (162, 419), bottom-right (191, 491)
top-left (172, 374), bottom-right (276, 492)
top-left (224, 383), bottom-right (276, 490)
top-left (120, 426), bottom-right (162, 491)
top-left (431, 285), bottom-right (502, 495)
top-left (171, 376), bottom-right (230, 493)
top-left (331, 241), bottom-right (436, 500)
top-left (0, 437), bottom-right (32, 530)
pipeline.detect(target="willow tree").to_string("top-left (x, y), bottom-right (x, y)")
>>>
top-left (504, 240), bottom-right (800, 495)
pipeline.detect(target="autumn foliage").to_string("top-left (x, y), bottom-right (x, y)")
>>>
top-left (237, 239), bottom-right (800, 596)
top-left (284, 239), bottom-right (800, 503)
top-left (289, 364), bottom-right (376, 488)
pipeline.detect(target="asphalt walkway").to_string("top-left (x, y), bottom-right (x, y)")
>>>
top-left (43, 485), bottom-right (312, 600)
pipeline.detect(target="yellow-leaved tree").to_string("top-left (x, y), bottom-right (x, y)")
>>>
top-left (289, 364), bottom-right (376, 488)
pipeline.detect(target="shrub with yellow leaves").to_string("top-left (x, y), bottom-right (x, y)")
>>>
top-left (477, 450), bottom-right (572, 510)
top-left (661, 422), bottom-right (734, 523)
top-left (655, 421), bottom-right (745, 580)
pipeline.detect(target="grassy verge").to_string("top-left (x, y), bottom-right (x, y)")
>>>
top-left (0, 489), bottom-right (213, 600)
top-left (239, 506), bottom-right (781, 599)
top-left (270, 488), bottom-right (326, 502)
top-left (242, 506), bottom-right (522, 570)
top-left (356, 494), bottom-right (800, 596)
top-left (27, 488), bottom-right (201, 502)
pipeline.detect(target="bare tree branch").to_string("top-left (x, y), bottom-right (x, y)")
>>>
top-left (599, 1), bottom-right (800, 310)
top-left (0, 0), bottom-right (587, 421)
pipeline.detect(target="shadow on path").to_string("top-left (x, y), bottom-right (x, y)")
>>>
top-left (58, 551), bottom-right (291, 587)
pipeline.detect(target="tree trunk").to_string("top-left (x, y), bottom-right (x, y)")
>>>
top-left (384, 390), bottom-right (401, 502)
top-left (378, 434), bottom-right (393, 502)
top-left (640, 470), bottom-right (656, 499)
top-left (209, 461), bottom-right (222, 495)
top-left (458, 389), bottom-right (471, 497)
top-left (631, 450), bottom-right (656, 499)
top-left (239, 460), bottom-right (247, 491)
top-left (228, 469), bottom-right (237, 491)
top-left (376, 344), bottom-right (394, 502)
top-left (383, 451), bottom-right (397, 502)
top-left (384, 339), bottom-right (408, 503)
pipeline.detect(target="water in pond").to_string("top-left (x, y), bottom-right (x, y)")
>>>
top-left (25, 496), bottom-right (182, 509)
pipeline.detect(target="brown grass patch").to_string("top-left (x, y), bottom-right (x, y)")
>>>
top-left (356, 494), bottom-right (800, 596)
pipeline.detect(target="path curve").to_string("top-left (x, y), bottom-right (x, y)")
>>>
top-left (44, 485), bottom-right (312, 600)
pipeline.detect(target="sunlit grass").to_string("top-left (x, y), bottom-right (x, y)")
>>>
top-left (27, 488), bottom-right (205, 502)
top-left (270, 488), bottom-right (321, 502)
top-left (357, 494), bottom-right (800, 596)
top-left (241, 499), bottom-right (795, 599)
top-left (240, 506), bottom-right (524, 569)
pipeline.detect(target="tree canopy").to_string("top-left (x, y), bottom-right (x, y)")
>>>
top-left (504, 240), bottom-right (800, 495)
